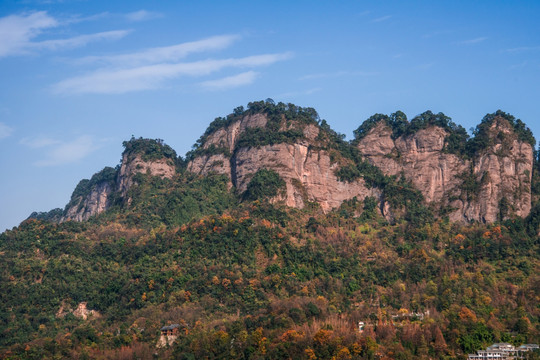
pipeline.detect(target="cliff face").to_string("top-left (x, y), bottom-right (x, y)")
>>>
top-left (61, 181), bottom-right (114, 222)
top-left (61, 147), bottom-right (176, 222)
top-left (55, 104), bottom-right (535, 225)
top-left (188, 114), bottom-right (377, 212)
top-left (117, 154), bottom-right (176, 198)
top-left (463, 118), bottom-right (533, 222)
top-left (187, 114), bottom-right (268, 182)
top-left (357, 116), bottom-right (534, 222)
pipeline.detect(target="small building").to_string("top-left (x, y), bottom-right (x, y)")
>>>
top-left (518, 344), bottom-right (540, 352)
top-left (157, 324), bottom-right (181, 348)
top-left (468, 343), bottom-right (539, 360)
top-left (160, 324), bottom-right (180, 336)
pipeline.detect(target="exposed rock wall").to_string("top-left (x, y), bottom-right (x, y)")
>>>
top-left (56, 301), bottom-right (100, 320)
top-left (61, 181), bottom-right (114, 222)
top-left (117, 154), bottom-right (176, 197)
top-left (188, 114), bottom-right (376, 212)
top-left (233, 143), bottom-right (376, 212)
top-left (61, 154), bottom-right (176, 222)
top-left (201, 113), bottom-right (268, 153)
top-left (463, 119), bottom-right (533, 222)
top-left (357, 117), bottom-right (534, 222)
top-left (59, 110), bottom-right (534, 224)
top-left (187, 153), bottom-right (231, 178)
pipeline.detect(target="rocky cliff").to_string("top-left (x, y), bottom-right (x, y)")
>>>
top-left (188, 106), bottom-right (378, 213)
top-left (463, 117), bottom-right (533, 222)
top-left (60, 138), bottom-right (177, 222)
top-left (356, 112), bottom-right (534, 222)
top-left (49, 102), bottom-right (535, 225)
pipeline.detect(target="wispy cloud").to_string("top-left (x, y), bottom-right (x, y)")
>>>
top-left (503, 45), bottom-right (540, 53)
top-left (0, 122), bottom-right (14, 139)
top-left (125, 10), bottom-right (163, 22)
top-left (200, 71), bottom-right (258, 90)
top-left (0, 11), bottom-right (57, 57)
top-left (0, 11), bottom-right (130, 57)
top-left (20, 136), bottom-right (60, 148)
top-left (299, 70), bottom-right (376, 80)
top-left (31, 30), bottom-right (131, 51)
top-left (21, 135), bottom-right (101, 166)
top-left (64, 12), bottom-right (110, 25)
top-left (457, 37), bottom-right (487, 45)
top-left (54, 52), bottom-right (292, 94)
top-left (76, 35), bottom-right (240, 67)
top-left (371, 15), bottom-right (392, 23)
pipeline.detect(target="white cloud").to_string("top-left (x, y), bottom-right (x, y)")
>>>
top-left (0, 11), bottom-right (57, 57)
top-left (0, 122), bottom-right (14, 139)
top-left (32, 135), bottom-right (100, 166)
top-left (458, 37), bottom-right (487, 45)
top-left (64, 12), bottom-right (110, 25)
top-left (371, 15), bottom-right (392, 23)
top-left (31, 30), bottom-right (131, 51)
top-left (504, 46), bottom-right (540, 53)
top-left (76, 34), bottom-right (240, 67)
top-left (0, 11), bottom-right (130, 58)
top-left (125, 10), bottom-right (163, 22)
top-left (200, 71), bottom-right (258, 90)
top-left (20, 136), bottom-right (60, 148)
top-left (53, 52), bottom-right (292, 94)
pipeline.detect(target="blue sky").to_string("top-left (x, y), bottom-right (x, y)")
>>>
top-left (1, 0), bottom-right (540, 231)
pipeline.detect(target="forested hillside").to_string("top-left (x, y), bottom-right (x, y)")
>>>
top-left (1, 101), bottom-right (539, 359)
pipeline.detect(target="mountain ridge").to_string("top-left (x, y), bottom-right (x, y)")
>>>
top-left (38, 100), bottom-right (537, 226)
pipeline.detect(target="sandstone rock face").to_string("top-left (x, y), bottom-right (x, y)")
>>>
top-left (62, 153), bottom-right (176, 222)
top-left (117, 154), bottom-right (176, 197)
top-left (187, 153), bottom-right (231, 178)
top-left (156, 334), bottom-right (178, 348)
top-left (56, 301), bottom-right (100, 320)
top-left (358, 123), bottom-right (468, 207)
top-left (203, 113), bottom-right (268, 153)
top-left (72, 302), bottom-right (100, 320)
top-left (233, 143), bottom-right (377, 212)
top-left (463, 119), bottom-right (533, 222)
top-left (188, 114), bottom-right (377, 212)
top-left (188, 114), bottom-right (268, 177)
top-left (357, 117), bottom-right (534, 222)
top-left (61, 181), bottom-right (114, 222)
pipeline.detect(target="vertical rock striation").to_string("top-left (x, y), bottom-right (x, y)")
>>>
top-left (357, 115), bottom-right (534, 222)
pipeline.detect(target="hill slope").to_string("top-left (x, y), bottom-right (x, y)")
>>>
top-left (2, 100), bottom-right (539, 359)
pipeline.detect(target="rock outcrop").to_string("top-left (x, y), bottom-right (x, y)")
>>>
top-left (61, 181), bottom-right (114, 222)
top-left (54, 103), bottom-right (535, 225)
top-left (188, 113), bottom-right (378, 212)
top-left (117, 153), bottom-right (176, 198)
top-left (463, 117), bottom-right (533, 222)
top-left (61, 140), bottom-right (176, 222)
top-left (56, 301), bottom-right (100, 320)
top-left (357, 116), bottom-right (534, 222)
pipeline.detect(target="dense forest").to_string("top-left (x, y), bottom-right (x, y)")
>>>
top-left (1, 101), bottom-right (539, 359)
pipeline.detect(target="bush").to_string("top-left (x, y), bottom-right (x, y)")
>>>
top-left (243, 169), bottom-right (286, 201)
